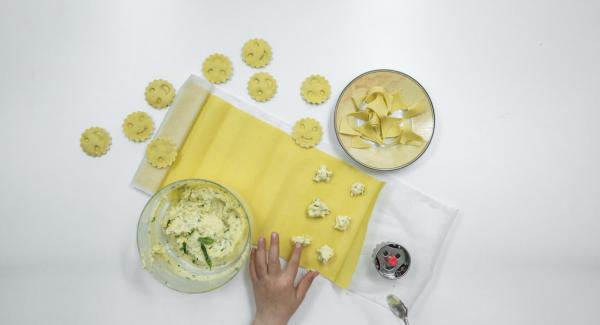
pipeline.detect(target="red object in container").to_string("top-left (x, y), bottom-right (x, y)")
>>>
top-left (387, 256), bottom-right (398, 267)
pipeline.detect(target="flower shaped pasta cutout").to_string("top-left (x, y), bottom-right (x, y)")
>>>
top-left (202, 53), bottom-right (233, 84)
top-left (242, 38), bottom-right (272, 68)
top-left (80, 127), bottom-right (112, 157)
top-left (146, 137), bottom-right (177, 168)
top-left (122, 111), bottom-right (154, 142)
top-left (292, 117), bottom-right (323, 148)
top-left (301, 75), bottom-right (331, 104)
top-left (340, 87), bottom-right (426, 149)
top-left (145, 79), bottom-right (176, 109)
top-left (247, 72), bottom-right (277, 102)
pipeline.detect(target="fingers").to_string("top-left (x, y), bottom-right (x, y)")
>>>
top-left (285, 243), bottom-right (303, 277)
top-left (255, 237), bottom-right (268, 278)
top-left (295, 271), bottom-right (319, 302)
top-left (267, 232), bottom-right (281, 274)
top-left (249, 247), bottom-right (258, 283)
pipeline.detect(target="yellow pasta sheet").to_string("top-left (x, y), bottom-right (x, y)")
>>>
top-left (156, 88), bottom-right (384, 288)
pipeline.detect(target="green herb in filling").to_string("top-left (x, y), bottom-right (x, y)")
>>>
top-left (180, 242), bottom-right (188, 255)
top-left (198, 237), bottom-right (214, 269)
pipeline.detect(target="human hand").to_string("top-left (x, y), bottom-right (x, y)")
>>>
top-left (250, 232), bottom-right (319, 325)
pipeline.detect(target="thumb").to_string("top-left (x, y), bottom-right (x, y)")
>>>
top-left (295, 271), bottom-right (318, 302)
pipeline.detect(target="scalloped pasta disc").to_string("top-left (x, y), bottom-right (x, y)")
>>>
top-left (292, 117), bottom-right (323, 148)
top-left (122, 111), bottom-right (154, 142)
top-left (146, 137), bottom-right (177, 168)
top-left (80, 127), bottom-right (111, 157)
top-left (301, 75), bottom-right (331, 104)
top-left (242, 38), bottom-right (272, 68)
top-left (144, 79), bottom-right (176, 109)
top-left (202, 53), bottom-right (233, 84)
top-left (247, 72), bottom-right (277, 102)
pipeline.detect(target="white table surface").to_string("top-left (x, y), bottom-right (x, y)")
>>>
top-left (1, 0), bottom-right (599, 324)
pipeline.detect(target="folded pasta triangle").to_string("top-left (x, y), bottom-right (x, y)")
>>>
top-left (356, 124), bottom-right (383, 145)
top-left (399, 120), bottom-right (424, 146)
top-left (391, 90), bottom-right (409, 112)
top-left (367, 111), bottom-right (380, 127)
top-left (381, 117), bottom-right (403, 138)
top-left (351, 135), bottom-right (371, 149)
top-left (403, 102), bottom-right (425, 119)
top-left (348, 110), bottom-right (371, 121)
top-left (365, 95), bottom-right (390, 119)
top-left (339, 115), bottom-right (360, 136)
top-left (351, 94), bottom-right (365, 111)
top-left (365, 86), bottom-right (392, 108)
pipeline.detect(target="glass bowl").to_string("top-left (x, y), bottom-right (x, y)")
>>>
top-left (137, 179), bottom-right (252, 293)
top-left (334, 69), bottom-right (435, 170)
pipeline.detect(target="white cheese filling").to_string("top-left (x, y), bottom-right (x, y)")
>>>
top-left (153, 186), bottom-right (246, 269)
top-left (317, 245), bottom-right (335, 263)
top-left (350, 182), bottom-right (366, 196)
top-left (290, 235), bottom-right (313, 247)
top-left (334, 215), bottom-right (351, 231)
top-left (313, 164), bottom-right (333, 183)
top-left (307, 197), bottom-right (330, 218)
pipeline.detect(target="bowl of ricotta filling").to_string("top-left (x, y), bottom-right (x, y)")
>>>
top-left (137, 179), bottom-right (252, 293)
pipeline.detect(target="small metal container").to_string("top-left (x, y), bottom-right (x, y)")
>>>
top-left (372, 242), bottom-right (411, 279)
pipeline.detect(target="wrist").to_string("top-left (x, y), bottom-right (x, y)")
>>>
top-left (253, 313), bottom-right (288, 325)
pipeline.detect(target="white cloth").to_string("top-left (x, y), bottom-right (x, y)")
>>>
top-left (348, 181), bottom-right (458, 309)
top-left (207, 76), bottom-right (459, 312)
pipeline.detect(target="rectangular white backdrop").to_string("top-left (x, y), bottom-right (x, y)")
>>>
top-left (1, 0), bottom-right (599, 324)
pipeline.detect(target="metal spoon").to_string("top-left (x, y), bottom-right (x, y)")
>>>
top-left (387, 294), bottom-right (409, 325)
